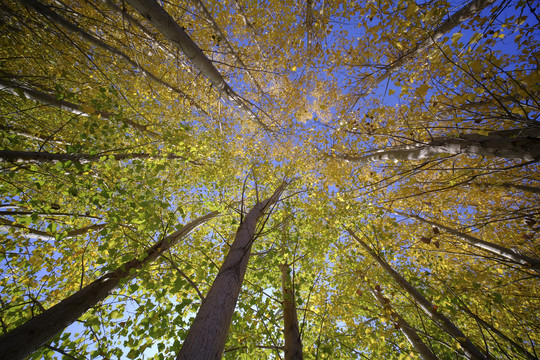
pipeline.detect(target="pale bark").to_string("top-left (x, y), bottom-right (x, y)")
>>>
top-left (0, 218), bottom-right (106, 241)
top-left (18, 0), bottom-right (204, 116)
top-left (305, 0), bottom-right (314, 54)
top-left (336, 134), bottom-right (540, 163)
top-left (125, 0), bottom-right (273, 131)
top-left (458, 305), bottom-right (539, 360)
top-left (0, 211), bottom-right (218, 360)
top-left (280, 263), bottom-right (304, 360)
top-left (474, 182), bottom-right (540, 195)
top-left (371, 288), bottom-right (437, 360)
top-left (393, 210), bottom-right (540, 273)
top-left (356, 0), bottom-right (496, 97)
top-left (230, 0), bottom-right (263, 50)
top-left (0, 123), bottom-right (68, 146)
top-left (100, 0), bottom-right (213, 119)
top-left (0, 78), bottom-right (157, 137)
top-left (188, 0), bottom-right (263, 95)
top-left (347, 229), bottom-right (488, 360)
top-left (102, 0), bottom-right (185, 67)
top-left (176, 183), bottom-right (286, 359)
top-left (0, 149), bottom-right (196, 165)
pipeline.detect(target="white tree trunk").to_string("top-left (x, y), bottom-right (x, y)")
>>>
top-left (393, 210), bottom-right (540, 273)
top-left (19, 0), bottom-right (203, 116)
top-left (0, 150), bottom-right (195, 165)
top-left (176, 183), bottom-right (286, 359)
top-left (347, 229), bottom-right (488, 360)
top-left (338, 134), bottom-right (540, 163)
top-left (0, 219), bottom-right (106, 241)
top-left (125, 0), bottom-right (273, 131)
top-left (0, 78), bottom-right (156, 137)
top-left (371, 288), bottom-right (437, 360)
top-left (357, 0), bottom-right (495, 97)
top-left (0, 211), bottom-right (218, 360)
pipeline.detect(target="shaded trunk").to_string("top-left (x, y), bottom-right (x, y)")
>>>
top-left (393, 210), bottom-right (540, 273)
top-left (337, 134), bottom-right (540, 163)
top-left (100, 0), bottom-right (212, 119)
top-left (0, 78), bottom-right (156, 137)
top-left (305, 0), bottom-right (314, 55)
top-left (280, 263), bottom-right (304, 360)
top-left (474, 182), bottom-right (540, 195)
top-left (371, 288), bottom-right (437, 360)
top-left (458, 305), bottom-right (539, 360)
top-left (230, 0), bottom-right (263, 50)
top-left (0, 218), bottom-right (106, 241)
top-left (0, 150), bottom-right (197, 165)
top-left (0, 211), bottom-right (218, 360)
top-left (357, 0), bottom-right (495, 97)
top-left (17, 0), bottom-right (203, 117)
top-left (347, 229), bottom-right (488, 360)
top-left (125, 0), bottom-right (272, 131)
top-left (0, 123), bottom-right (68, 146)
top-left (176, 183), bottom-right (286, 359)
top-left (188, 0), bottom-right (263, 95)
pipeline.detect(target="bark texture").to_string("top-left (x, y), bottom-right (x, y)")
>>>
top-left (281, 263), bottom-right (304, 360)
top-left (475, 182), bottom-right (540, 195)
top-left (338, 134), bottom-right (540, 163)
top-left (18, 0), bottom-right (201, 115)
top-left (0, 211), bottom-right (218, 360)
top-left (357, 0), bottom-right (495, 97)
top-left (394, 210), bottom-right (540, 273)
top-left (371, 288), bottom-right (437, 360)
top-left (347, 229), bottom-right (488, 360)
top-left (0, 219), bottom-right (106, 241)
top-left (125, 0), bottom-right (272, 131)
top-left (0, 78), bottom-right (156, 137)
top-left (0, 150), bottom-right (195, 165)
top-left (188, 0), bottom-right (263, 95)
top-left (176, 184), bottom-right (286, 360)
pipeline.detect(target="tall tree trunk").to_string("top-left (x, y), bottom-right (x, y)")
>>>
top-left (457, 305), bottom-right (539, 360)
top-left (336, 134), bottom-right (540, 163)
top-left (187, 0), bottom-right (264, 95)
top-left (125, 0), bottom-right (273, 132)
top-left (393, 210), bottom-right (540, 273)
top-left (0, 78), bottom-right (156, 137)
top-left (356, 0), bottom-right (495, 97)
top-left (17, 0), bottom-right (204, 116)
top-left (176, 183), bottom-right (286, 359)
top-left (0, 211), bottom-right (218, 360)
top-left (0, 219), bottom-right (106, 241)
top-left (347, 229), bottom-right (489, 360)
top-left (0, 150), bottom-right (197, 165)
top-left (474, 182), bottom-right (540, 195)
top-left (371, 288), bottom-right (437, 360)
top-left (305, 0), bottom-right (314, 56)
top-left (280, 263), bottom-right (304, 360)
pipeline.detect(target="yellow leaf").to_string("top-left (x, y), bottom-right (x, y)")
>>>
top-left (389, 89), bottom-right (395, 95)
top-left (452, 32), bottom-right (463, 44)
top-left (511, 107), bottom-right (526, 116)
top-left (405, 3), bottom-right (418, 17)
top-left (416, 84), bottom-right (430, 97)
top-left (291, 66), bottom-right (297, 71)
top-left (470, 33), bottom-right (483, 44)
top-left (81, 103), bottom-right (96, 114)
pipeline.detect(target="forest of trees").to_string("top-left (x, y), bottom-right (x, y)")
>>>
top-left (0, 0), bottom-right (538, 359)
